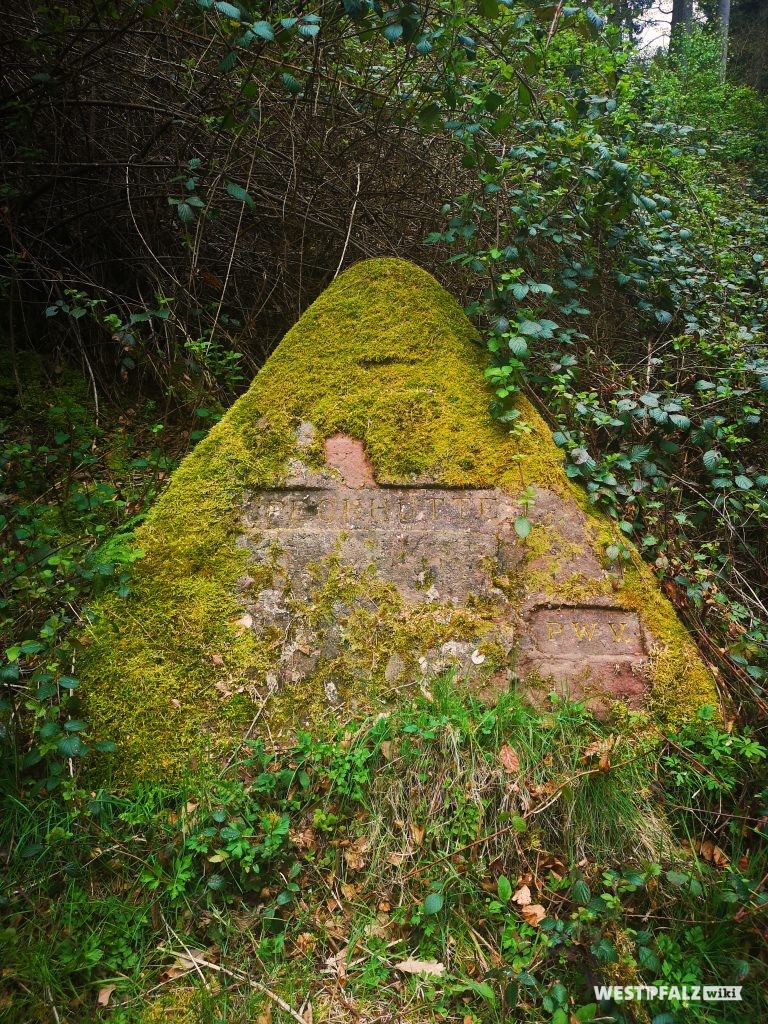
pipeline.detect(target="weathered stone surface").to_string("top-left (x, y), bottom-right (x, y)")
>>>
top-left (237, 433), bottom-right (653, 715)
top-left (77, 257), bottom-right (719, 782)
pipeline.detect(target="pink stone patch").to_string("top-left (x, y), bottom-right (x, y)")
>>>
top-left (324, 435), bottom-right (376, 488)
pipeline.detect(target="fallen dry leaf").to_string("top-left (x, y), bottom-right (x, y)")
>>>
top-left (520, 903), bottom-right (546, 926)
top-left (694, 839), bottom-right (729, 867)
top-left (512, 884), bottom-right (532, 907)
top-left (394, 958), bottom-right (445, 977)
top-left (290, 826), bottom-right (318, 851)
top-left (410, 823), bottom-right (425, 846)
top-left (97, 985), bottom-right (116, 1007)
top-left (500, 744), bottom-right (520, 773)
top-left (343, 836), bottom-right (369, 871)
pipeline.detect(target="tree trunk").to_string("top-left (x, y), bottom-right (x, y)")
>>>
top-left (718, 0), bottom-right (731, 81)
top-left (671, 0), bottom-right (689, 37)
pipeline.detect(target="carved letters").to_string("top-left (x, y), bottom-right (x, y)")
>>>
top-left (533, 608), bottom-right (644, 659)
top-left (249, 489), bottom-right (506, 530)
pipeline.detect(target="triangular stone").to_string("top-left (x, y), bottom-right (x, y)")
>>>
top-left (78, 258), bottom-right (718, 781)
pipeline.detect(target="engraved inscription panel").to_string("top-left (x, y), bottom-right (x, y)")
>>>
top-left (242, 487), bottom-right (519, 604)
top-left (530, 607), bottom-right (644, 659)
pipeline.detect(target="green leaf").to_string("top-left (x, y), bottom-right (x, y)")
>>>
top-left (702, 449), bottom-right (721, 471)
top-left (58, 676), bottom-right (79, 690)
top-left (422, 892), bottom-right (444, 915)
top-left (251, 20), bottom-right (274, 40)
top-left (514, 516), bottom-right (531, 540)
top-left (298, 23), bottom-right (320, 38)
top-left (669, 413), bottom-right (690, 429)
top-left (417, 103), bottom-right (441, 129)
top-left (665, 869), bottom-right (688, 887)
top-left (497, 875), bottom-right (512, 902)
top-left (383, 23), bottom-right (403, 42)
top-left (176, 202), bottom-right (194, 224)
top-left (572, 879), bottom-right (590, 905)
top-left (215, 2), bottom-right (241, 18)
top-left (281, 72), bottom-right (302, 95)
top-left (218, 51), bottom-right (237, 73)
top-left (57, 734), bottom-right (85, 757)
top-left (64, 719), bottom-right (87, 732)
top-left (734, 475), bottom-right (753, 490)
top-left (507, 336), bottom-right (528, 358)
top-left (574, 1004), bottom-right (598, 1022)
top-left (639, 946), bottom-right (660, 971)
top-left (226, 181), bottom-right (254, 208)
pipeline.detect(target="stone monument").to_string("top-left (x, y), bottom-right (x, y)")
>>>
top-left (78, 258), bottom-right (718, 780)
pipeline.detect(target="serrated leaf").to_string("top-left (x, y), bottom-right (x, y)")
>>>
top-left (702, 449), bottom-right (721, 471)
top-left (298, 23), bottom-right (319, 38)
top-left (281, 72), bottom-right (302, 94)
top-left (226, 181), bottom-right (254, 208)
top-left (507, 335), bottom-right (528, 357)
top-left (251, 20), bottom-right (274, 40)
top-left (669, 413), bottom-right (690, 429)
top-left (175, 201), bottom-right (193, 224)
top-left (215, 1), bottom-right (241, 18)
top-left (57, 734), bottom-right (85, 757)
top-left (734, 475), bottom-right (753, 490)
top-left (572, 879), bottom-right (590, 904)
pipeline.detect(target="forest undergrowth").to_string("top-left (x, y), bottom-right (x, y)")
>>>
top-left (2, 2), bottom-right (768, 1021)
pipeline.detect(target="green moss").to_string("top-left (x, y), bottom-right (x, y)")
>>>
top-left (138, 988), bottom-right (201, 1023)
top-left (78, 258), bottom-right (717, 783)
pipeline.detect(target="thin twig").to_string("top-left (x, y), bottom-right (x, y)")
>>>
top-left (334, 164), bottom-right (361, 279)
top-left (166, 950), bottom-right (307, 1023)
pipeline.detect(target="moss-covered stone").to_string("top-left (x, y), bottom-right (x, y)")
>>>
top-left (77, 258), bottom-right (718, 783)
